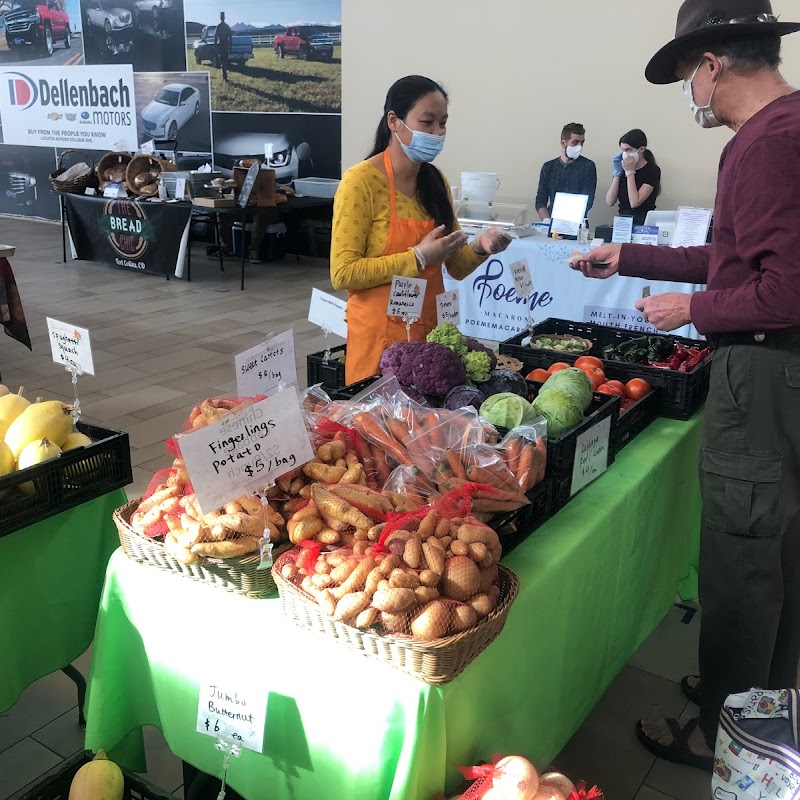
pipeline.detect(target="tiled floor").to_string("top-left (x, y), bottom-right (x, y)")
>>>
top-left (0, 218), bottom-right (711, 799)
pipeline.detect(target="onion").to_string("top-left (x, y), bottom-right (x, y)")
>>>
top-left (540, 773), bottom-right (576, 798)
top-left (482, 756), bottom-right (540, 800)
top-left (531, 789), bottom-right (566, 800)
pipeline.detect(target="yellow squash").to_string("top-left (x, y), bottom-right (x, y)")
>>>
top-left (68, 750), bottom-right (124, 800)
top-left (0, 387), bottom-right (29, 435)
top-left (62, 431), bottom-right (93, 451)
top-left (5, 400), bottom-right (73, 459)
top-left (17, 437), bottom-right (61, 496)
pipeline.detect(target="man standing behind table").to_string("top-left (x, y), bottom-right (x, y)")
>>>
top-left (215, 11), bottom-right (232, 83)
top-left (535, 123), bottom-right (597, 221)
top-left (570, 0), bottom-right (800, 774)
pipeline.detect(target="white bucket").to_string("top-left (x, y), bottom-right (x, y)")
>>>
top-left (461, 172), bottom-right (499, 204)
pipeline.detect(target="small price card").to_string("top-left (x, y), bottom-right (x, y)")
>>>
top-left (308, 288), bottom-right (347, 338)
top-left (612, 216), bottom-right (634, 244)
top-left (178, 387), bottom-right (314, 514)
top-left (102, 183), bottom-right (125, 199)
top-left (235, 330), bottom-right (296, 397)
top-left (141, 139), bottom-right (155, 155)
top-left (436, 290), bottom-right (460, 326)
top-left (509, 259), bottom-right (533, 298)
top-left (387, 275), bottom-right (427, 319)
top-left (196, 678), bottom-right (267, 753)
top-left (46, 317), bottom-right (94, 376)
top-left (174, 177), bottom-right (186, 200)
top-left (570, 415), bottom-right (611, 497)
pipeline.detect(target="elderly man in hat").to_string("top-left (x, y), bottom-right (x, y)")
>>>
top-left (571, 0), bottom-right (800, 772)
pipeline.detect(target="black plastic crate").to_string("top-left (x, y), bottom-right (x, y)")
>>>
top-left (0, 420), bottom-right (132, 539)
top-left (494, 478), bottom-right (552, 556)
top-left (500, 318), bottom-right (712, 420)
top-left (327, 375), bottom-right (381, 401)
top-left (16, 750), bottom-right (176, 800)
top-left (306, 345), bottom-right (347, 390)
top-left (611, 389), bottom-right (660, 456)
top-left (524, 381), bottom-right (620, 513)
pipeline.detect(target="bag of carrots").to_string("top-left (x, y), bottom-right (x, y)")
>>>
top-left (498, 423), bottom-right (548, 493)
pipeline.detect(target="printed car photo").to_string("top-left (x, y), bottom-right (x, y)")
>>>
top-left (213, 131), bottom-right (311, 183)
top-left (4, 0), bottom-right (72, 56)
top-left (83, 0), bottom-right (130, 37)
top-left (274, 26), bottom-right (333, 61)
top-left (140, 82), bottom-right (199, 141)
top-left (193, 24), bottom-right (252, 68)
top-left (133, 0), bottom-right (178, 36)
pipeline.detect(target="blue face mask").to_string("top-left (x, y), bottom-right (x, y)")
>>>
top-left (395, 120), bottom-right (445, 163)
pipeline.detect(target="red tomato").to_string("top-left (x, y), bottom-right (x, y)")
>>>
top-left (580, 365), bottom-right (606, 390)
top-left (597, 384), bottom-right (624, 397)
top-left (575, 355), bottom-right (604, 371)
top-left (603, 380), bottom-right (625, 392)
top-left (547, 362), bottom-right (571, 374)
top-left (624, 378), bottom-right (652, 400)
top-left (526, 368), bottom-right (550, 383)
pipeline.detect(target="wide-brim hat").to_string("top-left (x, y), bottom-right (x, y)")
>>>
top-left (646, 0), bottom-right (800, 84)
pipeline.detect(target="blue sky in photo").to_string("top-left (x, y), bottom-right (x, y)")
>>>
top-left (184, 0), bottom-right (339, 27)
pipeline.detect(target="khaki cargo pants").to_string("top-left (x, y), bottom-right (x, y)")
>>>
top-left (698, 336), bottom-right (800, 743)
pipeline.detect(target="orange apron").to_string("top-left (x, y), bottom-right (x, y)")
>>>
top-left (345, 149), bottom-right (445, 384)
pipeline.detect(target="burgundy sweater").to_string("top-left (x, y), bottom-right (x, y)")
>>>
top-left (618, 91), bottom-right (800, 335)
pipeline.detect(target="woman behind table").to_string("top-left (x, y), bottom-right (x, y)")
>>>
top-left (330, 75), bottom-right (511, 384)
top-left (605, 129), bottom-right (662, 226)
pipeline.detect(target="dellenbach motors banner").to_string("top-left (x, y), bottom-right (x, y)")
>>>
top-left (0, 65), bottom-right (137, 151)
top-left (65, 194), bottom-right (191, 276)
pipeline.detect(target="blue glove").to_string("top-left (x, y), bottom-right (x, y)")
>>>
top-left (612, 153), bottom-right (624, 177)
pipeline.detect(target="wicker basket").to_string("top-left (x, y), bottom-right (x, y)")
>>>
top-left (126, 155), bottom-right (177, 197)
top-left (97, 151), bottom-right (132, 184)
top-left (114, 498), bottom-right (288, 598)
top-left (49, 150), bottom-right (98, 194)
top-left (272, 551), bottom-right (520, 684)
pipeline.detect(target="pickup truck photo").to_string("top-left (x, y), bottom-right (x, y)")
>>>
top-left (4, 0), bottom-right (72, 57)
top-left (193, 25), bottom-right (253, 68)
top-left (274, 26), bottom-right (334, 61)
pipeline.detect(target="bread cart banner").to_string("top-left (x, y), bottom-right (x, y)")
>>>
top-left (0, 65), bottom-right (137, 151)
top-left (65, 194), bottom-right (192, 276)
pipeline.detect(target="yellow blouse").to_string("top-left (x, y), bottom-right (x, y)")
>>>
top-left (330, 160), bottom-right (484, 291)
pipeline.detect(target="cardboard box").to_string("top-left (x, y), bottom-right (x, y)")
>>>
top-left (192, 196), bottom-right (236, 208)
top-left (233, 166), bottom-right (276, 207)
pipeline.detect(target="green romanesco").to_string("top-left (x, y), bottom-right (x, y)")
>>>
top-left (426, 323), bottom-right (468, 357)
top-left (462, 350), bottom-right (492, 384)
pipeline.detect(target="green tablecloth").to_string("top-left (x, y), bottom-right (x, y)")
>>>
top-left (0, 489), bottom-right (128, 712)
top-left (85, 417), bottom-right (702, 799)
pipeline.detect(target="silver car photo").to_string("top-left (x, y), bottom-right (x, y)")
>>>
top-left (83, 0), bottom-right (132, 35)
top-left (140, 83), bottom-right (200, 141)
top-left (213, 132), bottom-right (311, 183)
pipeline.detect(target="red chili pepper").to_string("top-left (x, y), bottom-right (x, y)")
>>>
top-left (648, 361), bottom-right (673, 369)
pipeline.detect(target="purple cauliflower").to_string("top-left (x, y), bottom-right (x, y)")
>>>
top-left (379, 342), bottom-right (425, 386)
top-left (379, 341), bottom-right (466, 398)
top-left (410, 342), bottom-right (467, 397)
top-left (467, 338), bottom-right (498, 370)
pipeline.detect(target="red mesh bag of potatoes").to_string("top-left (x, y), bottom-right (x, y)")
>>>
top-left (276, 484), bottom-right (505, 641)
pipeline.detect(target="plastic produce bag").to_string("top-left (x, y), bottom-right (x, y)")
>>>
top-left (498, 420), bottom-right (548, 493)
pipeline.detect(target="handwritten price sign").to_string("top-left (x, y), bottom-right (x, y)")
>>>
top-left (177, 388), bottom-right (314, 514)
top-left (235, 329), bottom-right (297, 396)
top-left (387, 275), bottom-right (427, 318)
top-left (196, 679), bottom-right (267, 753)
top-left (46, 317), bottom-right (95, 375)
top-left (570, 415), bottom-right (611, 497)
top-left (436, 290), bottom-right (460, 326)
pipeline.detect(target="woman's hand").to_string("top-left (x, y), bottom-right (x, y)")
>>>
top-left (568, 244), bottom-right (622, 279)
top-left (416, 224), bottom-right (469, 265)
top-left (612, 153), bottom-right (624, 177)
top-left (622, 154), bottom-right (637, 174)
top-left (474, 227), bottom-right (512, 256)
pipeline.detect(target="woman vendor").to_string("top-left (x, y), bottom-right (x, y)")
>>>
top-left (330, 75), bottom-right (511, 384)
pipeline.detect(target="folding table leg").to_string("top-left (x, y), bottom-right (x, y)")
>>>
top-left (60, 195), bottom-right (67, 264)
top-left (215, 213), bottom-right (224, 273)
top-left (61, 665), bottom-right (87, 726)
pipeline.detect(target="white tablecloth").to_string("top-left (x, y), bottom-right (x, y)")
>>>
top-left (443, 237), bottom-right (704, 341)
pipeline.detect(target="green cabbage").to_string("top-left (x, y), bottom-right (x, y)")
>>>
top-left (479, 393), bottom-right (536, 429)
top-left (531, 387), bottom-right (584, 438)
top-left (541, 368), bottom-right (593, 411)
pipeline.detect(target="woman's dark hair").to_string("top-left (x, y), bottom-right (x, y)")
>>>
top-left (620, 128), bottom-right (661, 197)
top-left (368, 75), bottom-right (455, 232)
